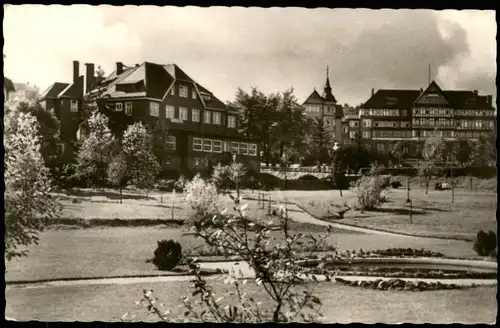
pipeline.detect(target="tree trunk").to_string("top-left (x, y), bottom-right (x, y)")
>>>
top-left (119, 187), bottom-right (122, 204)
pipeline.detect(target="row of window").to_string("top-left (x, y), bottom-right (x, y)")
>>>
top-left (360, 109), bottom-right (406, 117)
top-left (373, 130), bottom-right (412, 138)
top-left (305, 105), bottom-right (336, 113)
top-left (348, 121), bottom-right (359, 128)
top-left (192, 138), bottom-right (258, 156)
top-left (376, 143), bottom-right (409, 153)
top-left (373, 121), bottom-right (411, 128)
top-left (412, 118), bottom-right (455, 128)
top-left (112, 101), bottom-right (237, 128)
top-left (456, 120), bottom-right (494, 130)
top-left (413, 107), bottom-right (452, 117)
top-left (455, 131), bottom-right (491, 138)
top-left (167, 84), bottom-right (211, 101)
top-left (454, 109), bottom-right (494, 117)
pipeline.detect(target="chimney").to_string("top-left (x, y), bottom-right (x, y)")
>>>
top-left (473, 90), bottom-right (478, 95)
top-left (84, 63), bottom-right (95, 95)
top-left (116, 62), bottom-right (124, 75)
top-left (371, 88), bottom-right (374, 96)
top-left (73, 60), bottom-right (79, 84)
top-left (135, 63), bottom-right (139, 67)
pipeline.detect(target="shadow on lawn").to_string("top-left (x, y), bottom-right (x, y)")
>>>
top-left (65, 189), bottom-right (155, 201)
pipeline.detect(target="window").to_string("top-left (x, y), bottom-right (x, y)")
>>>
top-left (248, 144), bottom-right (257, 156)
top-left (362, 131), bottom-right (371, 139)
top-left (203, 139), bottom-right (212, 152)
top-left (193, 138), bottom-right (203, 151)
top-left (204, 111), bottom-right (211, 124)
top-left (192, 109), bottom-right (200, 122)
top-left (71, 100), bottom-right (78, 112)
top-left (179, 85), bottom-right (188, 98)
top-left (125, 102), bottom-right (133, 116)
top-left (166, 105), bottom-right (175, 119)
top-left (179, 107), bottom-right (188, 120)
top-left (169, 86), bottom-right (175, 96)
top-left (231, 142), bottom-right (239, 153)
top-left (377, 144), bottom-right (385, 152)
top-left (56, 143), bottom-right (65, 154)
top-left (325, 120), bottom-right (330, 126)
top-left (213, 112), bottom-right (221, 125)
top-left (114, 102), bottom-right (123, 112)
top-left (213, 140), bottom-right (222, 153)
top-left (349, 131), bottom-right (357, 139)
top-left (401, 109), bottom-right (407, 116)
top-left (239, 143), bottom-right (248, 155)
top-left (342, 127), bottom-right (348, 133)
top-left (362, 119), bottom-right (371, 128)
top-left (166, 136), bottom-right (176, 150)
top-left (223, 141), bottom-right (231, 152)
top-left (150, 102), bottom-right (160, 117)
top-left (228, 115), bottom-right (236, 128)
top-left (192, 90), bottom-right (197, 99)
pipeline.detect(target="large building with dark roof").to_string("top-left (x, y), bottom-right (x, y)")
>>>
top-left (302, 67), bottom-right (344, 144)
top-left (359, 80), bottom-right (496, 157)
top-left (39, 60), bottom-right (259, 175)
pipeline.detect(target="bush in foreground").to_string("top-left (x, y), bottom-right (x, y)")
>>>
top-left (132, 176), bottom-right (338, 323)
top-left (473, 230), bottom-right (497, 257)
top-left (151, 239), bottom-right (183, 271)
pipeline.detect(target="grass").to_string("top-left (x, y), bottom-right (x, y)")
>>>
top-left (5, 226), bottom-right (481, 283)
top-left (5, 279), bottom-right (497, 323)
top-left (287, 188), bottom-right (497, 240)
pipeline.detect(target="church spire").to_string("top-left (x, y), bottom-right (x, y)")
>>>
top-left (325, 65), bottom-right (331, 90)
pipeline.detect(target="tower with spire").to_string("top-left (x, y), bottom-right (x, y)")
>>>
top-left (302, 65), bottom-right (344, 144)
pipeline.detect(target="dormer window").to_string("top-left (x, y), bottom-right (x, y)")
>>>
top-left (179, 85), bottom-right (188, 98)
top-left (115, 103), bottom-right (123, 112)
top-left (169, 86), bottom-right (175, 96)
top-left (192, 90), bottom-right (197, 99)
top-left (70, 100), bottom-right (78, 112)
top-left (202, 93), bottom-right (212, 102)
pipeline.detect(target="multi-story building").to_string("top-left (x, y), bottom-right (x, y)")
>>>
top-left (39, 60), bottom-right (259, 174)
top-left (342, 108), bottom-right (361, 145)
top-left (359, 81), bottom-right (495, 157)
top-left (303, 67), bottom-right (344, 143)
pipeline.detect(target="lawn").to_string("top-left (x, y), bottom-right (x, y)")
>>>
top-left (6, 279), bottom-right (497, 323)
top-left (283, 188), bottom-right (497, 240)
top-left (5, 226), bottom-right (479, 282)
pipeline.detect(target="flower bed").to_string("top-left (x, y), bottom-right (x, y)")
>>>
top-left (335, 277), bottom-right (478, 291)
top-left (330, 267), bottom-right (496, 279)
top-left (356, 248), bottom-right (445, 258)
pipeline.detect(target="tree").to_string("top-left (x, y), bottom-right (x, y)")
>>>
top-left (230, 88), bottom-right (280, 165)
top-left (16, 101), bottom-right (67, 184)
top-left (452, 138), bottom-right (473, 168)
top-left (4, 110), bottom-right (61, 260)
top-left (107, 152), bottom-right (129, 203)
top-left (274, 88), bottom-right (310, 159)
top-left (420, 130), bottom-right (445, 194)
top-left (308, 117), bottom-right (332, 164)
top-left (122, 122), bottom-right (160, 191)
top-left (76, 111), bottom-right (116, 187)
top-left (230, 88), bottom-right (308, 166)
top-left (149, 120), bottom-right (171, 174)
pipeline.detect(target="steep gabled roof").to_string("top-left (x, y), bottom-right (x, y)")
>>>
top-left (361, 89), bottom-right (421, 109)
top-left (163, 64), bottom-right (195, 83)
top-left (362, 81), bottom-right (493, 109)
top-left (39, 82), bottom-right (70, 100)
top-left (303, 89), bottom-right (324, 105)
top-left (58, 76), bottom-right (84, 99)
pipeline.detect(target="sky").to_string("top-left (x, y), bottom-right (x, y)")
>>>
top-left (3, 5), bottom-right (497, 106)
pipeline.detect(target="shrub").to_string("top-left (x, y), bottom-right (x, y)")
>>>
top-left (183, 174), bottom-right (219, 214)
top-left (380, 189), bottom-right (390, 203)
top-left (353, 175), bottom-right (385, 211)
top-left (473, 230), bottom-right (497, 257)
top-left (298, 174), bottom-right (320, 181)
top-left (379, 175), bottom-right (391, 189)
top-left (154, 179), bottom-right (177, 192)
top-left (391, 181), bottom-right (402, 189)
top-left (152, 239), bottom-right (183, 270)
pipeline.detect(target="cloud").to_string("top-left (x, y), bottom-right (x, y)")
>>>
top-left (3, 6), bottom-right (496, 106)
